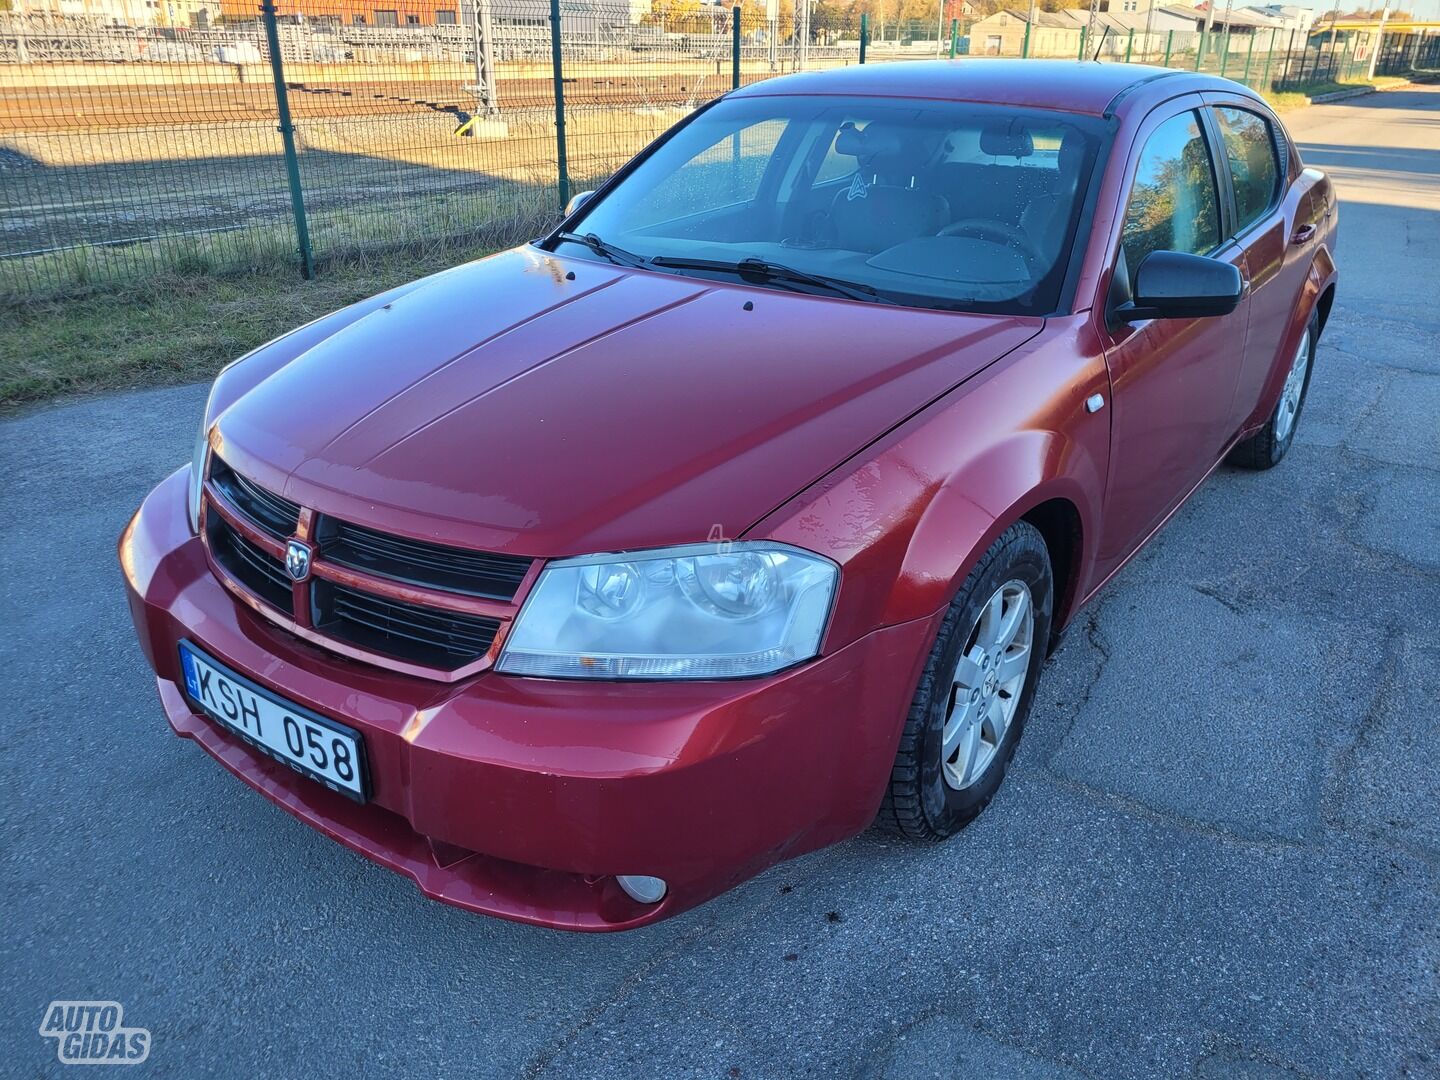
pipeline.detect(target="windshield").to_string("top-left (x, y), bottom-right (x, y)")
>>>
top-left (553, 94), bottom-right (1106, 315)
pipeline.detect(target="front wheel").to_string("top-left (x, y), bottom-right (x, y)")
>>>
top-left (1228, 310), bottom-right (1318, 470)
top-left (878, 521), bottom-right (1053, 840)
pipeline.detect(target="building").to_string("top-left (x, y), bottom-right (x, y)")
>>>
top-left (965, 9), bottom-right (1081, 56)
top-left (209, 0), bottom-right (630, 28)
top-left (1307, 14), bottom-right (1440, 63)
top-left (7, 0), bottom-right (222, 27)
top-left (1157, 3), bottom-right (1284, 37)
top-left (1244, 4), bottom-right (1312, 35)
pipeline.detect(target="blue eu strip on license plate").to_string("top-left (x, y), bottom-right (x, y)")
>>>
top-left (178, 642), bottom-right (368, 801)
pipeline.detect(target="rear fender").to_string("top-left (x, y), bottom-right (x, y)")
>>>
top-left (1242, 245), bottom-right (1337, 434)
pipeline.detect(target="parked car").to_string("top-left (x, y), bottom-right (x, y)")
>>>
top-left (120, 60), bottom-right (1337, 930)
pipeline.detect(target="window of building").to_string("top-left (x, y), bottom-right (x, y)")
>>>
top-left (406, 13), bottom-right (420, 23)
top-left (1121, 110), bottom-right (1221, 279)
top-left (436, 8), bottom-right (456, 23)
top-left (373, 9), bottom-right (399, 25)
top-left (1214, 106), bottom-right (1281, 233)
top-left (352, 13), bottom-right (366, 23)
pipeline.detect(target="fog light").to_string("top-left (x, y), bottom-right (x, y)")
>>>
top-left (616, 875), bottom-right (667, 904)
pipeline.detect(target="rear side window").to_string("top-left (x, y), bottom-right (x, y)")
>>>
top-left (1214, 107), bottom-right (1281, 234)
top-left (1121, 110), bottom-right (1220, 277)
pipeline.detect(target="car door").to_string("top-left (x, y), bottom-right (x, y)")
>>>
top-left (1202, 95), bottom-right (1309, 429)
top-left (1091, 98), bottom-right (1251, 583)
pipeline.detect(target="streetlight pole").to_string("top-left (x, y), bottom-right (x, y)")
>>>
top-left (1366, 0), bottom-right (1390, 79)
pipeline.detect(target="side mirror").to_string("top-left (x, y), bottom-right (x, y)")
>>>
top-left (565, 190), bottom-right (596, 216)
top-left (1114, 250), bottom-right (1245, 322)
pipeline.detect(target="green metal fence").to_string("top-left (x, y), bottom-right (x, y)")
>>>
top-left (2, 6), bottom-right (1436, 302)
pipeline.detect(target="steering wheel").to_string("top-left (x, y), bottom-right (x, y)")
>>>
top-left (938, 217), bottom-right (1044, 267)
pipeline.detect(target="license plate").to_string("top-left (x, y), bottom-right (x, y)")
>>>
top-left (178, 642), bottom-right (368, 801)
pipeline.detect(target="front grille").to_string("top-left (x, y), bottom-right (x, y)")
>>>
top-left (311, 580), bottom-right (500, 669)
top-left (204, 462), bottom-right (521, 674)
top-left (210, 455), bottom-right (300, 542)
top-left (315, 515), bottom-right (531, 600)
top-left (206, 513), bottom-right (293, 614)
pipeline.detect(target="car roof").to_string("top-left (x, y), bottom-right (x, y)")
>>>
top-left (729, 59), bottom-right (1249, 118)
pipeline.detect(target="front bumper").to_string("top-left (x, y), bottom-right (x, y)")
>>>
top-left (120, 468), bottom-right (936, 930)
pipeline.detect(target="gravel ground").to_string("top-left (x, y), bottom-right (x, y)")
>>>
top-left (2, 85), bottom-right (1437, 1078)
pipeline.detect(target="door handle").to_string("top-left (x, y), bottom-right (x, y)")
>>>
top-left (1291, 223), bottom-right (1317, 246)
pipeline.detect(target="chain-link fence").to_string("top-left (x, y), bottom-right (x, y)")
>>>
top-left (3, 5), bottom-right (1436, 301)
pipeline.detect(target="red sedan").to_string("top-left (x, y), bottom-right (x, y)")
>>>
top-left (120, 60), bottom-right (1337, 930)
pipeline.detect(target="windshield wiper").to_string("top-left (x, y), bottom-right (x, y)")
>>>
top-left (649, 255), bottom-right (899, 305)
top-left (553, 231), bottom-right (649, 269)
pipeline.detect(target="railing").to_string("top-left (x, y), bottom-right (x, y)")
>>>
top-left (2, 5), bottom-right (1436, 301)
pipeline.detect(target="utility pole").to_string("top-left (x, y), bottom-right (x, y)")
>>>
top-left (1201, 0), bottom-right (1215, 63)
top-left (1365, 0), bottom-right (1390, 79)
top-left (937, 0), bottom-right (945, 57)
top-left (796, 0), bottom-right (810, 69)
top-left (470, 0), bottom-right (498, 115)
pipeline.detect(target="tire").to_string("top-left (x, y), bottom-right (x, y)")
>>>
top-left (878, 521), bottom-right (1054, 841)
top-left (1228, 309), bottom-right (1319, 470)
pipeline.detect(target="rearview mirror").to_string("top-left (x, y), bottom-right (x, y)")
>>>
top-left (1114, 250), bottom-right (1244, 322)
top-left (565, 190), bottom-right (596, 216)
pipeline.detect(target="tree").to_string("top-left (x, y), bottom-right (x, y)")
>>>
top-left (643, 0), bottom-right (704, 31)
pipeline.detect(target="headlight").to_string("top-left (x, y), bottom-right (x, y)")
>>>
top-left (497, 542), bottom-right (838, 680)
top-left (186, 386), bottom-right (218, 534)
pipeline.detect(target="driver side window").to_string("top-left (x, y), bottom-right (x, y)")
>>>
top-left (1121, 111), bottom-right (1221, 282)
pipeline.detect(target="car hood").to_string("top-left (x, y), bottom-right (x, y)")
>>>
top-left (215, 248), bottom-right (1042, 557)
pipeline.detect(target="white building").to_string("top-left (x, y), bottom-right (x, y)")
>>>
top-left (1243, 4), bottom-right (1314, 35)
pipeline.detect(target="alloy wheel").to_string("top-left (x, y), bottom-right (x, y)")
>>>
top-left (940, 579), bottom-right (1035, 790)
top-left (1275, 329), bottom-right (1311, 443)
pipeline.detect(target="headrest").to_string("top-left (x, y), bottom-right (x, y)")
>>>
top-left (834, 123), bottom-right (903, 161)
top-left (1058, 128), bottom-right (1088, 171)
top-left (979, 121), bottom-right (1033, 158)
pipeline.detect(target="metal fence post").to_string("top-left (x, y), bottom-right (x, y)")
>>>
top-left (1078, 26), bottom-right (1087, 61)
top-left (1261, 28), bottom-right (1276, 89)
top-left (549, 0), bottom-right (569, 212)
top-left (951, 19), bottom-right (960, 58)
top-left (1021, 21), bottom-right (1031, 58)
top-left (860, 13), bottom-right (868, 63)
top-left (261, 1), bottom-right (313, 280)
top-left (733, 7), bottom-right (741, 89)
top-left (1125, 28), bottom-right (1134, 63)
top-left (1219, 30), bottom-right (1231, 76)
top-left (1163, 29), bottom-right (1173, 66)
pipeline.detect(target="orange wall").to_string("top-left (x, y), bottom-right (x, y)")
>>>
top-left (219, 0), bottom-right (460, 24)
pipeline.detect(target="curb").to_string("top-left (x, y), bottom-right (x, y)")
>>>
top-left (1309, 73), bottom-right (1437, 105)
top-left (1309, 87), bottom-right (1378, 103)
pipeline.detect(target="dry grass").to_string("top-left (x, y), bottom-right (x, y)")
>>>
top-left (0, 242), bottom-right (513, 409)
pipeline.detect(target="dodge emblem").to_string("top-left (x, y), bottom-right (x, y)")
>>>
top-left (284, 540), bottom-right (312, 582)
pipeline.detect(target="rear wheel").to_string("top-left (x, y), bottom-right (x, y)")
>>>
top-left (1228, 310), bottom-right (1318, 470)
top-left (878, 522), bottom-right (1053, 840)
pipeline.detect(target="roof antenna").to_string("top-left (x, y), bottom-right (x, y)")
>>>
top-left (1092, 24), bottom-right (1110, 61)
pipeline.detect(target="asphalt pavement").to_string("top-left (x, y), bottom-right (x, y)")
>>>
top-left (2, 85), bottom-right (1437, 1078)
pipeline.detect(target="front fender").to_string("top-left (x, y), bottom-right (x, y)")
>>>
top-left (753, 316), bottom-right (1110, 653)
